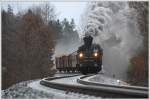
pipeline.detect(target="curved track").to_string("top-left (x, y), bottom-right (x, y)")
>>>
top-left (77, 75), bottom-right (148, 98)
top-left (40, 74), bottom-right (148, 98)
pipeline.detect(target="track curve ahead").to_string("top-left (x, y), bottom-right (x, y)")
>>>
top-left (40, 74), bottom-right (148, 98)
top-left (77, 75), bottom-right (148, 98)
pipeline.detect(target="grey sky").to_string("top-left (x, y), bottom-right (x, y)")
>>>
top-left (51, 2), bottom-right (86, 26)
top-left (2, 1), bottom-right (87, 27)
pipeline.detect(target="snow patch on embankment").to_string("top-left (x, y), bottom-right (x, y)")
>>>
top-left (88, 74), bottom-right (129, 86)
top-left (2, 77), bottom-right (101, 99)
top-left (1, 79), bottom-right (55, 99)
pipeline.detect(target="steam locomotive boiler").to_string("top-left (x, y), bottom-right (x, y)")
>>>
top-left (55, 35), bottom-right (103, 74)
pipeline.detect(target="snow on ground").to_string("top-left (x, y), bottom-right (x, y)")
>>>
top-left (2, 74), bottom-right (101, 99)
top-left (1, 79), bottom-right (55, 99)
top-left (28, 79), bottom-right (101, 99)
top-left (2, 73), bottom-right (129, 99)
top-left (50, 75), bottom-right (84, 85)
top-left (87, 73), bottom-right (129, 86)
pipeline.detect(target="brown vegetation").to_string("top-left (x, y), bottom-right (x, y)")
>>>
top-left (2, 4), bottom-right (79, 89)
top-left (128, 2), bottom-right (148, 86)
top-left (2, 5), bottom-right (57, 89)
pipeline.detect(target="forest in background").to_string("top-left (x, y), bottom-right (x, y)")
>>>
top-left (2, 2), bottom-right (148, 89)
top-left (127, 2), bottom-right (148, 86)
top-left (2, 4), bottom-right (79, 89)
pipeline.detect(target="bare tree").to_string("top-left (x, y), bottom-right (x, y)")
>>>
top-left (31, 3), bottom-right (56, 24)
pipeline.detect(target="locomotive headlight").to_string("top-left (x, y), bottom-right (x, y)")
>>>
top-left (94, 52), bottom-right (98, 57)
top-left (79, 53), bottom-right (83, 58)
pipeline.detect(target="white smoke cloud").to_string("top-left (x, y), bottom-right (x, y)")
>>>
top-left (81, 1), bottom-right (143, 79)
top-left (54, 39), bottom-right (81, 57)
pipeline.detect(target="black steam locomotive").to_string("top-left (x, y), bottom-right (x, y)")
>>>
top-left (55, 35), bottom-right (103, 74)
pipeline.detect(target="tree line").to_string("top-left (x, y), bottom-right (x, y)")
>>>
top-left (2, 4), bottom-right (79, 89)
top-left (127, 2), bottom-right (148, 86)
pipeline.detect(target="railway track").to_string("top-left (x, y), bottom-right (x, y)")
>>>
top-left (40, 74), bottom-right (148, 98)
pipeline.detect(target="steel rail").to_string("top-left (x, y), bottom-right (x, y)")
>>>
top-left (77, 75), bottom-right (148, 97)
top-left (40, 74), bottom-right (148, 98)
top-left (78, 75), bottom-right (148, 90)
top-left (42, 74), bottom-right (80, 81)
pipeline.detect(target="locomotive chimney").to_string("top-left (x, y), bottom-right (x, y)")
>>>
top-left (83, 35), bottom-right (93, 48)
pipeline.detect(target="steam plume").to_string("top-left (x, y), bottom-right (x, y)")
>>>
top-left (81, 2), bottom-right (143, 79)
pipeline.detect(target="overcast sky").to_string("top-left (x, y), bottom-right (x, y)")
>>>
top-left (2, 1), bottom-right (87, 28)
